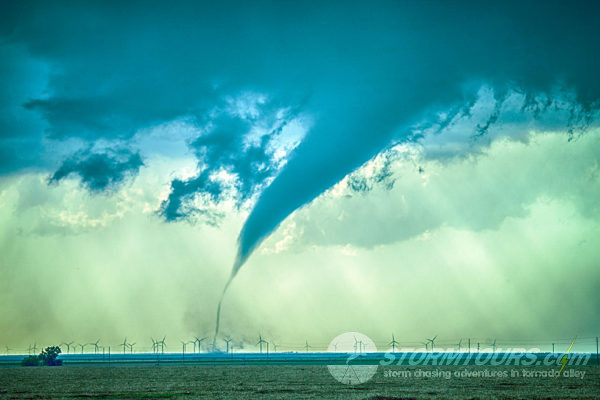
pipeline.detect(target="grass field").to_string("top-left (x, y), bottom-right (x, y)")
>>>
top-left (1, 364), bottom-right (598, 399)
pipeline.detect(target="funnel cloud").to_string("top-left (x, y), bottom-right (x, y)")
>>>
top-left (229, 1), bottom-right (600, 277)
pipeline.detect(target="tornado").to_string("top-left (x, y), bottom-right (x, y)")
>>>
top-left (212, 1), bottom-right (600, 346)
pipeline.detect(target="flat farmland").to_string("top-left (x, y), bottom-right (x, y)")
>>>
top-left (1, 365), bottom-right (598, 399)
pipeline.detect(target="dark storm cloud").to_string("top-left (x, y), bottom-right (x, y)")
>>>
top-left (49, 149), bottom-right (143, 193)
top-left (0, 43), bottom-right (48, 172)
top-left (1, 1), bottom-right (600, 278)
top-left (161, 107), bottom-right (295, 221)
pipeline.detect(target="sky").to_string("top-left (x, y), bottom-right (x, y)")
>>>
top-left (1, 1), bottom-right (599, 353)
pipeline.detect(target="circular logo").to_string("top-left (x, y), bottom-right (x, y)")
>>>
top-left (327, 332), bottom-right (378, 385)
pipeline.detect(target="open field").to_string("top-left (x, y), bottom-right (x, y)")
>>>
top-left (1, 364), bottom-right (598, 399)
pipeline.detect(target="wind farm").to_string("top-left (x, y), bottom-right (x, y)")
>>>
top-left (1, 335), bottom-right (599, 398)
top-left (3, 335), bottom-right (599, 363)
top-left (2, 0), bottom-right (600, 398)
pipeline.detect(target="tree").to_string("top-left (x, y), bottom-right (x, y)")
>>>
top-left (21, 345), bottom-right (63, 366)
top-left (40, 346), bottom-right (62, 366)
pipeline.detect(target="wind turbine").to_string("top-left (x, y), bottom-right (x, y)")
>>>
top-left (426, 335), bottom-right (438, 352)
top-left (181, 340), bottom-right (188, 356)
top-left (389, 334), bottom-right (399, 352)
top-left (224, 338), bottom-right (232, 353)
top-left (354, 336), bottom-right (363, 354)
top-left (90, 339), bottom-right (101, 354)
top-left (304, 340), bottom-right (311, 352)
top-left (456, 339), bottom-right (462, 352)
top-left (32, 343), bottom-right (37, 355)
top-left (151, 338), bottom-right (158, 354)
top-left (4, 345), bottom-right (11, 355)
top-left (79, 343), bottom-right (86, 354)
top-left (491, 339), bottom-right (497, 353)
top-left (61, 341), bottom-right (74, 354)
top-left (127, 342), bottom-right (136, 354)
top-left (353, 336), bottom-right (364, 353)
top-left (271, 342), bottom-right (278, 353)
top-left (257, 335), bottom-right (267, 353)
top-left (121, 338), bottom-right (128, 354)
top-left (421, 341), bottom-right (429, 352)
top-left (333, 342), bottom-right (338, 352)
top-left (27, 344), bottom-right (33, 355)
top-left (194, 337), bottom-right (206, 353)
top-left (160, 337), bottom-right (166, 353)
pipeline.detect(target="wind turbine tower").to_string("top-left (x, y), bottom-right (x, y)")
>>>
top-left (257, 335), bottom-right (267, 354)
top-left (426, 335), bottom-right (438, 352)
top-left (181, 340), bottom-right (189, 358)
top-left (194, 337), bottom-right (206, 353)
top-left (304, 340), bottom-right (311, 352)
top-left (389, 334), bottom-right (399, 352)
top-left (91, 339), bottom-right (101, 354)
top-left (61, 341), bottom-right (74, 354)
